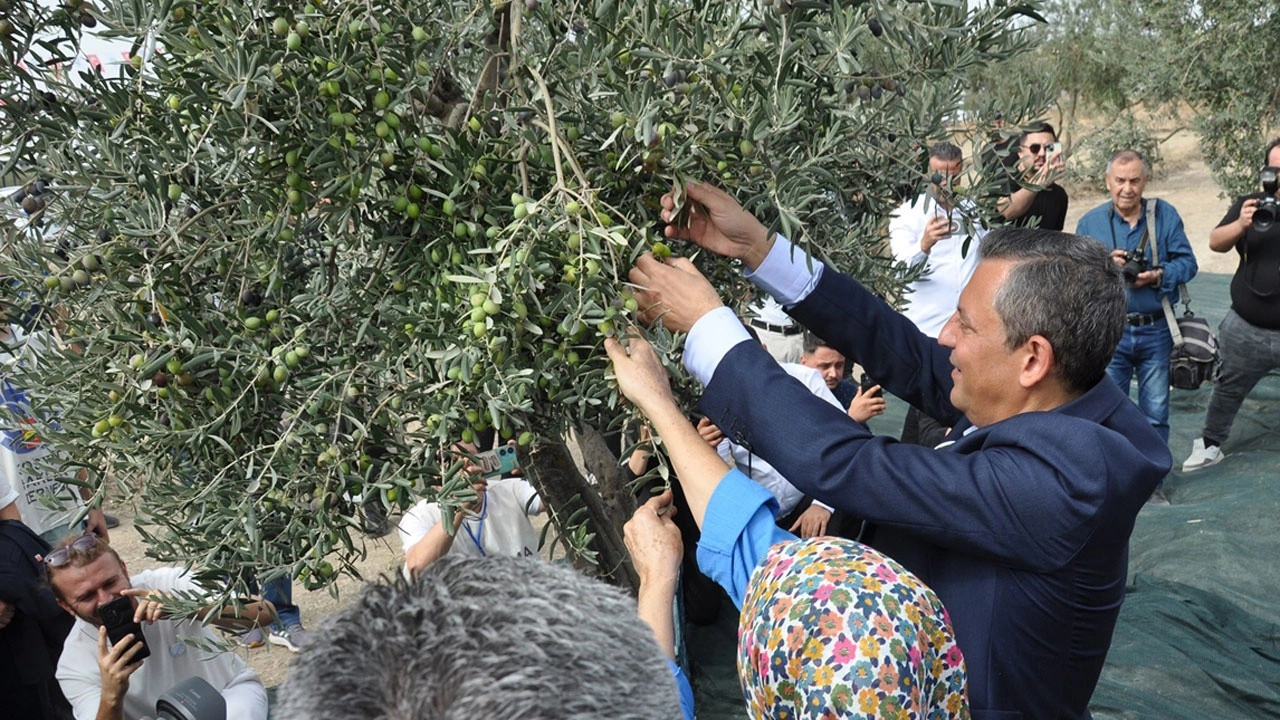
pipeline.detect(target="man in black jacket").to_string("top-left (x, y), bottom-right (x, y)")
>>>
top-left (0, 519), bottom-right (75, 720)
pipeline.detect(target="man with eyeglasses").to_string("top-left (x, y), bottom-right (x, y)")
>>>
top-left (995, 120), bottom-right (1070, 231)
top-left (44, 532), bottom-right (273, 720)
top-left (889, 141), bottom-right (989, 447)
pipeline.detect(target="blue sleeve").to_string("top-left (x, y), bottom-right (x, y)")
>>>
top-left (669, 660), bottom-right (696, 720)
top-left (1157, 200), bottom-right (1198, 289)
top-left (1074, 209), bottom-right (1103, 243)
top-left (695, 469), bottom-right (795, 608)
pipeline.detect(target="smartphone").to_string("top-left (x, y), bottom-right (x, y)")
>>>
top-left (859, 372), bottom-right (877, 393)
top-left (98, 596), bottom-right (151, 661)
top-left (1045, 142), bottom-right (1064, 161)
top-left (474, 445), bottom-right (518, 478)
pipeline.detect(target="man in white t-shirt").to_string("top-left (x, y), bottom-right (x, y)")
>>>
top-left (45, 533), bottom-right (272, 720)
top-left (399, 442), bottom-right (543, 577)
top-left (0, 320), bottom-right (108, 543)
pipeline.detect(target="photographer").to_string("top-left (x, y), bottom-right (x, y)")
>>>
top-left (1183, 139), bottom-right (1280, 471)
top-left (889, 142), bottom-right (990, 447)
top-left (994, 120), bottom-right (1070, 231)
top-left (1076, 150), bottom-right (1198, 498)
top-left (44, 533), bottom-right (272, 720)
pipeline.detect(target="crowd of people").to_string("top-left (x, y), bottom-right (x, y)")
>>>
top-left (4, 126), bottom-right (1279, 719)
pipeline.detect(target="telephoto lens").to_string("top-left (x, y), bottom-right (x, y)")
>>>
top-left (1256, 167), bottom-right (1280, 232)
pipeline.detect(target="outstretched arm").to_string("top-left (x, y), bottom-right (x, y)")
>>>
top-left (606, 334), bottom-right (794, 608)
top-left (604, 335), bottom-right (732, 527)
top-left (624, 491), bottom-right (683, 660)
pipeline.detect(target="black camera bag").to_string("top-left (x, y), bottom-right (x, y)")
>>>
top-left (1168, 298), bottom-right (1219, 390)
top-left (1144, 201), bottom-right (1220, 390)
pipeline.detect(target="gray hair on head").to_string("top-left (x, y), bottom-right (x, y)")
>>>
top-left (981, 227), bottom-right (1125, 394)
top-left (275, 557), bottom-right (680, 720)
top-left (1105, 149), bottom-right (1151, 178)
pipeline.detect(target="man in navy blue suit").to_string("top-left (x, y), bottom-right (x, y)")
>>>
top-left (628, 183), bottom-right (1172, 719)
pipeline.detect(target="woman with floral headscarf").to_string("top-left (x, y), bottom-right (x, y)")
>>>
top-left (609, 334), bottom-right (969, 719)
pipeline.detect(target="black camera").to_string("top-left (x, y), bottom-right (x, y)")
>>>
top-left (1117, 251), bottom-right (1154, 286)
top-left (155, 677), bottom-right (227, 720)
top-left (1253, 166), bottom-right (1280, 232)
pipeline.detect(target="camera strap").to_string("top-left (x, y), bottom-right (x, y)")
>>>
top-left (1145, 200), bottom-right (1190, 346)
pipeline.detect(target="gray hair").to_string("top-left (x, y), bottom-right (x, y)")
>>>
top-left (982, 227), bottom-right (1125, 394)
top-left (275, 557), bottom-right (680, 720)
top-left (929, 141), bottom-right (963, 162)
top-left (1105, 149), bottom-right (1151, 178)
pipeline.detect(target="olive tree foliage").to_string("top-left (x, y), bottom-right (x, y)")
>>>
top-left (0, 0), bottom-right (1039, 594)
top-left (1138, 0), bottom-right (1280, 196)
top-left (968, 0), bottom-right (1280, 196)
top-left (962, 0), bottom-right (1155, 172)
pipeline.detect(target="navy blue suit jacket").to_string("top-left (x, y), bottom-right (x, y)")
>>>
top-left (700, 269), bottom-right (1170, 719)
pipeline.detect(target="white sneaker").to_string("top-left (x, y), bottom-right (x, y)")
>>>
top-left (1181, 439), bottom-right (1224, 472)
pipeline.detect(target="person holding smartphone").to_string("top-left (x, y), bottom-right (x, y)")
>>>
top-left (995, 120), bottom-right (1070, 231)
top-left (398, 435), bottom-right (543, 576)
top-left (43, 532), bottom-right (273, 720)
top-left (889, 141), bottom-right (989, 447)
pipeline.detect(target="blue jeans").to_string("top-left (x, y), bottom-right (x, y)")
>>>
top-left (1107, 322), bottom-right (1173, 444)
top-left (259, 575), bottom-right (300, 629)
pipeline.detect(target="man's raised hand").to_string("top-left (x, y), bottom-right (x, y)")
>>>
top-left (603, 333), bottom-right (676, 416)
top-left (660, 182), bottom-right (774, 270)
top-left (629, 255), bottom-right (725, 334)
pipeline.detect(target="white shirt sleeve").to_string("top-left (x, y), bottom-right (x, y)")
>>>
top-left (683, 234), bottom-right (826, 385)
top-left (222, 668), bottom-right (269, 720)
top-left (889, 198), bottom-right (930, 268)
top-left (682, 306), bottom-right (753, 386)
top-left (743, 234), bottom-right (825, 306)
top-left (714, 437), bottom-right (733, 464)
top-left (397, 500), bottom-right (443, 553)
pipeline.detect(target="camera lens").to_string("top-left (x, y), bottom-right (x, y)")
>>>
top-left (1255, 203), bottom-right (1276, 233)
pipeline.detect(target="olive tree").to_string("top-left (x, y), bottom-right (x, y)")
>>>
top-left (0, 0), bottom-right (1040, 596)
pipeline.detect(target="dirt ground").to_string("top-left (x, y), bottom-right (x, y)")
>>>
top-left (103, 128), bottom-right (1240, 690)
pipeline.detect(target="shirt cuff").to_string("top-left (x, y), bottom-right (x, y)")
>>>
top-left (669, 660), bottom-right (696, 720)
top-left (696, 468), bottom-right (791, 607)
top-left (683, 306), bottom-right (751, 386)
top-left (812, 500), bottom-right (834, 513)
top-left (744, 234), bottom-right (824, 306)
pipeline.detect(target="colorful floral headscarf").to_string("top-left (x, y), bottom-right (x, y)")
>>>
top-left (738, 537), bottom-right (970, 719)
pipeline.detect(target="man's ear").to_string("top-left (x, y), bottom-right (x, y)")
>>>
top-left (50, 578), bottom-right (74, 617)
top-left (1019, 334), bottom-right (1056, 389)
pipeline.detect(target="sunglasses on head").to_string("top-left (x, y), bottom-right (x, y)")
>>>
top-left (43, 531), bottom-right (102, 568)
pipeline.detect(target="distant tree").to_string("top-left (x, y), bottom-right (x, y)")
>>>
top-left (0, 0), bottom-right (1040, 596)
top-left (1138, 0), bottom-right (1280, 195)
top-left (968, 0), bottom-right (1280, 196)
